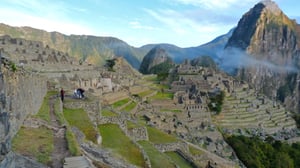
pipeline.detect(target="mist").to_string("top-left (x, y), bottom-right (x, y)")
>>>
top-left (218, 47), bottom-right (299, 74)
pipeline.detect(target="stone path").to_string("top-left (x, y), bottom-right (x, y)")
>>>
top-left (49, 97), bottom-right (70, 168)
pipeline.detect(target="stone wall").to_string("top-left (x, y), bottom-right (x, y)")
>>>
top-left (127, 127), bottom-right (148, 141)
top-left (154, 141), bottom-right (188, 153)
top-left (0, 53), bottom-right (47, 167)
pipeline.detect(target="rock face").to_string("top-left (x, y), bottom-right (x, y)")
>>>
top-left (0, 51), bottom-right (47, 167)
top-left (225, 0), bottom-right (300, 112)
top-left (139, 46), bottom-right (173, 74)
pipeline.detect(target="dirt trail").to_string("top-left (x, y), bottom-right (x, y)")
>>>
top-left (49, 97), bottom-right (70, 168)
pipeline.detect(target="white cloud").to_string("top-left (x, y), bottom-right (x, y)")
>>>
top-left (172, 0), bottom-right (256, 9)
top-left (145, 9), bottom-right (223, 35)
top-left (0, 7), bottom-right (95, 35)
top-left (129, 21), bottom-right (157, 30)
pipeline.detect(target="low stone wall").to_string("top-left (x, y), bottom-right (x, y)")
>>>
top-left (127, 127), bottom-right (148, 141)
top-left (102, 91), bottom-right (129, 105)
top-left (154, 141), bottom-right (188, 153)
top-left (64, 100), bottom-right (100, 125)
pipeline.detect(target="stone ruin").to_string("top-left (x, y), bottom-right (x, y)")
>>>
top-left (0, 35), bottom-right (76, 67)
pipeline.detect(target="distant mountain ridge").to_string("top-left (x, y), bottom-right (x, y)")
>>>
top-left (0, 23), bottom-right (232, 70)
top-left (0, 23), bottom-right (147, 69)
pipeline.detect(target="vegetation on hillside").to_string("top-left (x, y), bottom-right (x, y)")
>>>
top-left (277, 73), bottom-right (297, 102)
top-left (105, 58), bottom-right (116, 71)
top-left (225, 135), bottom-right (300, 168)
top-left (208, 91), bottom-right (225, 114)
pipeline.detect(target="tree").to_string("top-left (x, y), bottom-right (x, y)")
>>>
top-left (105, 59), bottom-right (116, 71)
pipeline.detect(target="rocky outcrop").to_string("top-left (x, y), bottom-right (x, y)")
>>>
top-left (0, 51), bottom-right (47, 167)
top-left (139, 46), bottom-right (173, 74)
top-left (225, 0), bottom-right (300, 112)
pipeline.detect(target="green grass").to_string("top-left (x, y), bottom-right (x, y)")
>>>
top-left (101, 109), bottom-right (118, 117)
top-left (188, 145), bottom-right (203, 156)
top-left (144, 75), bottom-right (157, 82)
top-left (112, 98), bottom-right (130, 108)
top-left (147, 126), bottom-right (178, 144)
top-left (138, 141), bottom-right (176, 168)
top-left (34, 90), bottom-right (59, 123)
top-left (12, 127), bottom-right (53, 165)
top-left (165, 151), bottom-right (195, 168)
top-left (63, 108), bottom-right (97, 143)
top-left (138, 90), bottom-right (154, 98)
top-left (122, 101), bottom-right (137, 112)
top-left (99, 124), bottom-right (145, 167)
top-left (66, 128), bottom-right (81, 156)
top-left (150, 92), bottom-right (174, 100)
top-left (54, 98), bottom-right (65, 124)
top-left (127, 121), bottom-right (139, 129)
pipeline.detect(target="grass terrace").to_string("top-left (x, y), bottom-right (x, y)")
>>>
top-left (138, 140), bottom-right (176, 168)
top-left (63, 108), bottom-right (98, 143)
top-left (65, 128), bottom-right (81, 156)
top-left (188, 145), bottom-right (203, 156)
top-left (12, 126), bottom-right (54, 165)
top-left (121, 101), bottom-right (137, 112)
top-left (34, 91), bottom-right (58, 123)
top-left (112, 98), bottom-right (130, 109)
top-left (101, 108), bottom-right (118, 117)
top-left (150, 91), bottom-right (174, 100)
top-left (99, 124), bottom-right (145, 167)
top-left (127, 120), bottom-right (140, 130)
top-left (137, 90), bottom-right (154, 98)
top-left (165, 151), bottom-right (196, 168)
top-left (147, 126), bottom-right (178, 144)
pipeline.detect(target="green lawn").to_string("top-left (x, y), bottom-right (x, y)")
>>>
top-left (99, 124), bottom-right (145, 167)
top-left (138, 141), bottom-right (176, 168)
top-left (122, 101), bottom-right (137, 112)
top-left (101, 109), bottom-right (118, 117)
top-left (150, 92), bottom-right (174, 100)
top-left (112, 98), bottom-right (130, 108)
top-left (147, 126), bottom-right (178, 144)
top-left (165, 151), bottom-right (195, 168)
top-left (127, 121), bottom-right (140, 129)
top-left (137, 90), bottom-right (154, 98)
top-left (65, 128), bottom-right (81, 156)
top-left (188, 145), bottom-right (203, 156)
top-left (63, 108), bottom-right (98, 143)
top-left (12, 127), bottom-right (54, 165)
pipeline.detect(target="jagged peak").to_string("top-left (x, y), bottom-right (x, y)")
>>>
top-left (259, 0), bottom-right (281, 15)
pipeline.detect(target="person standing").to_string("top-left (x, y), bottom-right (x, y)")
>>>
top-left (60, 88), bottom-right (65, 102)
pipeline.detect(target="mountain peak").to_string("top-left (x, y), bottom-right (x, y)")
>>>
top-left (139, 47), bottom-right (173, 74)
top-left (260, 0), bottom-right (281, 15)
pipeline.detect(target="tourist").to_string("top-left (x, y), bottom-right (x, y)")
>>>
top-left (60, 88), bottom-right (65, 102)
top-left (77, 88), bottom-right (85, 99)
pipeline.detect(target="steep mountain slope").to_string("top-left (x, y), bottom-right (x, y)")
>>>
top-left (225, 0), bottom-right (300, 112)
top-left (0, 23), bottom-right (146, 69)
top-left (139, 46), bottom-right (173, 74)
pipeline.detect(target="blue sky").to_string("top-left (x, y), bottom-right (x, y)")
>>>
top-left (0, 0), bottom-right (299, 47)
